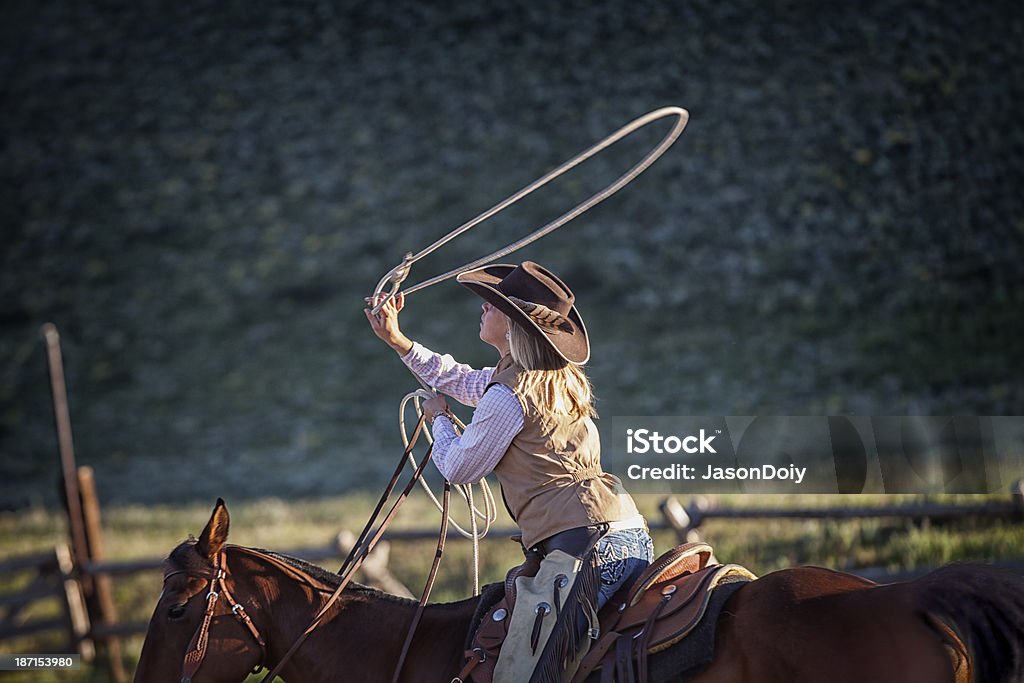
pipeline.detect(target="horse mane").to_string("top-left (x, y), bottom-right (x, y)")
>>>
top-left (165, 540), bottom-right (388, 595)
top-left (165, 539), bottom-right (482, 610)
top-left (258, 549), bottom-right (356, 588)
top-left (256, 548), bottom-right (420, 606)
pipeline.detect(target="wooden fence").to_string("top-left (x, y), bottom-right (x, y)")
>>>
top-left (0, 545), bottom-right (90, 656)
top-left (659, 483), bottom-right (1024, 542)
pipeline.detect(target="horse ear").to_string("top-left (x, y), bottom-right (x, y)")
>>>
top-left (195, 498), bottom-right (230, 562)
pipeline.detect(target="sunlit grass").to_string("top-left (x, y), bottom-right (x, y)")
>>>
top-left (2, 491), bottom-right (1022, 681)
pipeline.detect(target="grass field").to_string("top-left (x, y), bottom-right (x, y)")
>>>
top-left (2, 491), bottom-right (1022, 682)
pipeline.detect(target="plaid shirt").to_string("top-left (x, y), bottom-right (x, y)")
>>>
top-left (401, 342), bottom-right (524, 484)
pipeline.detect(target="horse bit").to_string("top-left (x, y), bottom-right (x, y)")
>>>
top-left (163, 550), bottom-right (267, 683)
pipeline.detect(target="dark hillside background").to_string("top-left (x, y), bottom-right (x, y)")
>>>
top-left (2, 0), bottom-right (1022, 508)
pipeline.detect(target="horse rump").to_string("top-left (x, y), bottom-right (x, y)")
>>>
top-left (914, 563), bottom-right (1024, 683)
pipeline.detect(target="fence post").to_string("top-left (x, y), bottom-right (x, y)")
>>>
top-left (42, 324), bottom-right (91, 585)
top-left (661, 497), bottom-right (697, 543)
top-left (78, 466), bottom-right (128, 683)
top-left (55, 543), bottom-right (94, 661)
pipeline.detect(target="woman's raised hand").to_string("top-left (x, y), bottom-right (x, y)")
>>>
top-left (364, 291), bottom-right (413, 355)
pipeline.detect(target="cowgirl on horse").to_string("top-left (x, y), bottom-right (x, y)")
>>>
top-left (367, 261), bottom-right (653, 681)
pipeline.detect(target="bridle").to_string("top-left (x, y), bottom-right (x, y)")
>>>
top-left (163, 550), bottom-right (267, 683)
top-left (159, 415), bottom-right (444, 683)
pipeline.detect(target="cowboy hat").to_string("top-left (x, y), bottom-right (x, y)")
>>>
top-left (456, 261), bottom-right (590, 365)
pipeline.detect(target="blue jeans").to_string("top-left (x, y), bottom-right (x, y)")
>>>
top-left (594, 527), bottom-right (655, 610)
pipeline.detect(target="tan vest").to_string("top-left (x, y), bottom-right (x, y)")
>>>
top-left (488, 356), bottom-right (641, 549)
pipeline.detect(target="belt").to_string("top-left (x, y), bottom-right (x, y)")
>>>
top-left (607, 514), bottom-right (648, 532)
top-left (532, 523), bottom-right (610, 559)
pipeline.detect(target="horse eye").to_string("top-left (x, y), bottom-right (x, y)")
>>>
top-left (167, 603), bottom-right (188, 620)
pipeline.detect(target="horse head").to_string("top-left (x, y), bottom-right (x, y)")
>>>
top-left (134, 499), bottom-right (265, 683)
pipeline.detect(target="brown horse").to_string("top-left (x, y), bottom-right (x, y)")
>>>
top-left (134, 500), bottom-right (1024, 682)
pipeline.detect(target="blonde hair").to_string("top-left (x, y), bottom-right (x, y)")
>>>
top-left (507, 322), bottom-right (596, 419)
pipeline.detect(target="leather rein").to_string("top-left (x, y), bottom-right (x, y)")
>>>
top-left (165, 415), bottom-right (452, 682)
top-left (259, 413), bottom-right (445, 683)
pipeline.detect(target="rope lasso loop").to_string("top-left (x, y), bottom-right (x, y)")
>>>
top-left (369, 106), bottom-right (688, 313)
top-left (400, 388), bottom-right (496, 596)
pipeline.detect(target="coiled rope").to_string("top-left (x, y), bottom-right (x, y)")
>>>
top-left (399, 388), bottom-right (496, 595)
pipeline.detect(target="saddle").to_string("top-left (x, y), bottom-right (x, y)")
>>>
top-left (460, 542), bottom-right (756, 683)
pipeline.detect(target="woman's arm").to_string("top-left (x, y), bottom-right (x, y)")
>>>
top-left (422, 386), bottom-right (523, 484)
top-left (400, 343), bottom-right (495, 406)
top-left (365, 291), bottom-right (493, 406)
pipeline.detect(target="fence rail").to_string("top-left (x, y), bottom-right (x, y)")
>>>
top-left (659, 484), bottom-right (1024, 542)
top-left (5, 488), bottom-right (1022, 656)
top-left (0, 543), bottom-right (91, 658)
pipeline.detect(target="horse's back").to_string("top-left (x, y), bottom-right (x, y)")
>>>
top-left (689, 566), bottom-right (958, 683)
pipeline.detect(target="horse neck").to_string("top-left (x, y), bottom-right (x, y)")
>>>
top-left (228, 547), bottom-right (477, 682)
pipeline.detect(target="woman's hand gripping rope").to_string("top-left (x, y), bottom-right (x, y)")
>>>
top-left (398, 387), bottom-right (496, 595)
top-left (364, 291), bottom-right (413, 356)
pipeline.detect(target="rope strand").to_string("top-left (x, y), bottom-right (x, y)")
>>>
top-left (399, 390), bottom-right (498, 542)
top-left (370, 106), bottom-right (688, 312)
